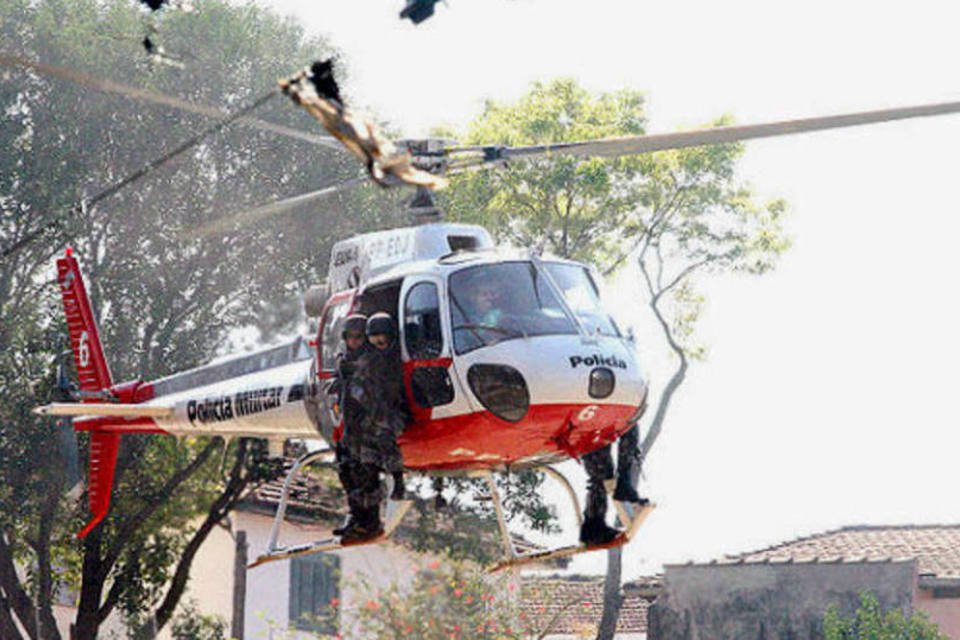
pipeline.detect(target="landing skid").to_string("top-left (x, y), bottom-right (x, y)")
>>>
top-left (485, 470), bottom-right (655, 573)
top-left (248, 448), bottom-right (413, 569)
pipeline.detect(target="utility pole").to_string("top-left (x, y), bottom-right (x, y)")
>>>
top-left (231, 530), bottom-right (248, 640)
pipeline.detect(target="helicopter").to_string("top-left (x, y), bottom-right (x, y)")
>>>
top-left (28, 59), bottom-right (960, 570)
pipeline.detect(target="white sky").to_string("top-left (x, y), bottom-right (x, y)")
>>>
top-left (265, 0), bottom-right (960, 578)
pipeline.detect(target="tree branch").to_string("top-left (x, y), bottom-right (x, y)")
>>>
top-left (152, 440), bottom-right (251, 631)
top-left (657, 256), bottom-right (717, 300)
top-left (35, 476), bottom-right (63, 640)
top-left (0, 531), bottom-right (38, 639)
top-left (103, 438), bottom-right (220, 573)
top-left (0, 592), bottom-right (27, 640)
top-left (96, 545), bottom-right (141, 625)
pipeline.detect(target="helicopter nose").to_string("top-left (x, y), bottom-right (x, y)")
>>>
top-left (455, 336), bottom-right (646, 415)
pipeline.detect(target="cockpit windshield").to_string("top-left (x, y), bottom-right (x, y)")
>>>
top-left (544, 262), bottom-right (620, 337)
top-left (449, 262), bottom-right (577, 354)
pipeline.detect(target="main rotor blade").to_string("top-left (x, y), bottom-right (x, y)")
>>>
top-left (485, 99), bottom-right (960, 161)
top-left (194, 176), bottom-right (366, 237)
top-left (0, 53), bottom-right (341, 150)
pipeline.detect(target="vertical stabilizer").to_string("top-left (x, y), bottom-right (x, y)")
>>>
top-left (58, 249), bottom-right (112, 391)
top-left (57, 249), bottom-right (118, 538)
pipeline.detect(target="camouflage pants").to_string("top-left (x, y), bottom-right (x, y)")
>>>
top-left (582, 424), bottom-right (640, 521)
top-left (341, 413), bottom-right (405, 475)
top-left (337, 450), bottom-right (383, 511)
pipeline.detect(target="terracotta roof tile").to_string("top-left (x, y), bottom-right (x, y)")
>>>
top-left (521, 576), bottom-right (653, 635)
top-left (729, 524), bottom-right (960, 578)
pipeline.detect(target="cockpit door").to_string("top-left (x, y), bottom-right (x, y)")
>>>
top-left (399, 277), bottom-right (467, 422)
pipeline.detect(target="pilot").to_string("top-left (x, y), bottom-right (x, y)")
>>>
top-left (338, 312), bottom-right (408, 543)
top-left (465, 276), bottom-right (503, 326)
top-left (580, 423), bottom-right (649, 545)
top-left (331, 313), bottom-right (369, 537)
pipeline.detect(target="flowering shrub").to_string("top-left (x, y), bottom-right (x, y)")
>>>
top-left (351, 557), bottom-right (538, 639)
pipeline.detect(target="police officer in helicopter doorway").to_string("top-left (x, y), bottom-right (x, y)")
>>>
top-left (331, 313), bottom-right (371, 537)
top-left (337, 312), bottom-right (408, 543)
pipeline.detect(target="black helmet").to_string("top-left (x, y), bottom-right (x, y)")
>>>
top-left (365, 312), bottom-right (396, 338)
top-left (342, 313), bottom-right (368, 339)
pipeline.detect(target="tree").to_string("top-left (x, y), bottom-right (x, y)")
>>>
top-left (438, 78), bottom-right (789, 639)
top-left (823, 592), bottom-right (947, 639)
top-left (0, 0), bottom-right (412, 637)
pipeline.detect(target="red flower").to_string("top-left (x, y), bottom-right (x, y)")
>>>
top-left (428, 559), bottom-right (442, 570)
top-left (453, 588), bottom-right (463, 597)
top-left (329, 597), bottom-right (340, 608)
top-left (365, 599), bottom-right (380, 611)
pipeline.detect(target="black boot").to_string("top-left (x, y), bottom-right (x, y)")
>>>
top-left (341, 507), bottom-right (383, 544)
top-left (333, 511), bottom-right (358, 537)
top-left (612, 480), bottom-right (650, 506)
top-left (333, 517), bottom-right (350, 537)
top-left (390, 471), bottom-right (405, 500)
top-left (579, 517), bottom-right (622, 546)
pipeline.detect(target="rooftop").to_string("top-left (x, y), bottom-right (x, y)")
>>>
top-left (521, 575), bottom-right (653, 636)
top-left (717, 524), bottom-right (960, 579)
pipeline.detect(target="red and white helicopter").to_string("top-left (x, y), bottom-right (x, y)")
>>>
top-left (39, 216), bottom-right (652, 570)
top-left (31, 61), bottom-right (960, 570)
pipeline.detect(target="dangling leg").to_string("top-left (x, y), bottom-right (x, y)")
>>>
top-left (613, 425), bottom-right (649, 505)
top-left (580, 445), bottom-right (621, 545)
top-left (334, 447), bottom-right (361, 536)
top-left (341, 461), bottom-right (384, 543)
top-left (378, 416), bottom-right (406, 501)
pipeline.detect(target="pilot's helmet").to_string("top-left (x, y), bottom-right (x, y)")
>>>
top-left (342, 313), bottom-right (368, 339)
top-left (365, 312), bottom-right (396, 338)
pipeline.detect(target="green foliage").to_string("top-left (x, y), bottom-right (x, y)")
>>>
top-left (170, 599), bottom-right (227, 640)
top-left (350, 556), bottom-right (532, 639)
top-left (440, 79), bottom-right (649, 270)
top-left (399, 472), bottom-right (558, 566)
top-left (823, 592), bottom-right (947, 639)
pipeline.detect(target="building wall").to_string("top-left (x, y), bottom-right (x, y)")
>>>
top-left (915, 589), bottom-right (960, 639)
top-left (648, 560), bottom-right (918, 640)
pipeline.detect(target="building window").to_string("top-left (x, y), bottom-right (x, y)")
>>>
top-left (289, 553), bottom-right (340, 634)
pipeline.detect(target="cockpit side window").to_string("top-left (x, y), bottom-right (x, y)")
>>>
top-left (404, 282), bottom-right (443, 360)
top-left (320, 297), bottom-right (352, 371)
top-left (544, 263), bottom-right (621, 337)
